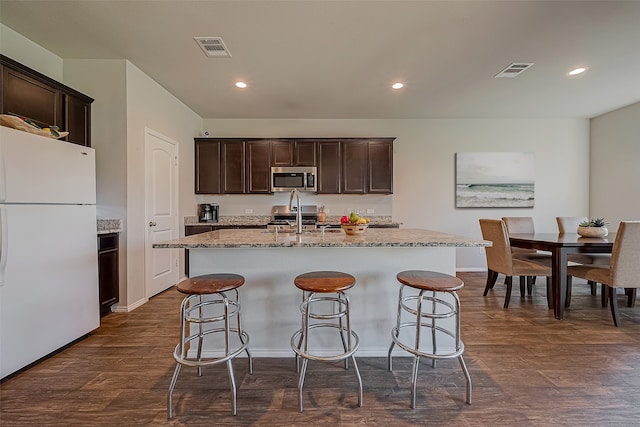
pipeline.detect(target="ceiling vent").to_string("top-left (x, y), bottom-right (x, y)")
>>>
top-left (194, 37), bottom-right (231, 57)
top-left (495, 62), bottom-right (534, 78)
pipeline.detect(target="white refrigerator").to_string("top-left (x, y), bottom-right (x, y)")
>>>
top-left (0, 126), bottom-right (99, 379)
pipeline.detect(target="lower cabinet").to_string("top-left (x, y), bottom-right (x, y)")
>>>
top-left (97, 233), bottom-right (119, 317)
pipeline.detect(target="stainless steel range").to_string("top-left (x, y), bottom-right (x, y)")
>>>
top-left (267, 205), bottom-right (318, 231)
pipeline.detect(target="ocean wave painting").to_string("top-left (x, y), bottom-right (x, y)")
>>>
top-left (456, 152), bottom-right (535, 208)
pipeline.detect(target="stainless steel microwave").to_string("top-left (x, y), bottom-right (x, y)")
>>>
top-left (271, 166), bottom-right (317, 192)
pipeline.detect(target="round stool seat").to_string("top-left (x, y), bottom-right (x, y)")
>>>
top-left (294, 271), bottom-right (355, 293)
top-left (176, 273), bottom-right (245, 295)
top-left (397, 270), bottom-right (464, 292)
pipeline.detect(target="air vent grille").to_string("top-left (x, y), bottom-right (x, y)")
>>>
top-left (495, 62), bottom-right (534, 78)
top-left (194, 37), bottom-right (231, 57)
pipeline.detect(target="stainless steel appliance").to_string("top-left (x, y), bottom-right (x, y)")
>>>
top-left (267, 204), bottom-right (318, 231)
top-left (198, 203), bottom-right (219, 223)
top-left (271, 166), bottom-right (317, 192)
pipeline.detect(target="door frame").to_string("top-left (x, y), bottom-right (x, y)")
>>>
top-left (143, 127), bottom-right (179, 299)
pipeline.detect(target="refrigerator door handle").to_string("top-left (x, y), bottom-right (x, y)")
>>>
top-left (0, 206), bottom-right (6, 287)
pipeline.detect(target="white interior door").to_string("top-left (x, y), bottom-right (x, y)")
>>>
top-left (144, 128), bottom-right (179, 298)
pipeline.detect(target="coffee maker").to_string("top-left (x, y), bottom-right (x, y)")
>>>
top-left (198, 203), bottom-right (219, 223)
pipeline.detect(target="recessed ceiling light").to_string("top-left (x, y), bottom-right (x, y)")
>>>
top-left (568, 67), bottom-right (588, 76)
top-left (392, 82), bottom-right (404, 90)
top-left (235, 81), bottom-right (247, 88)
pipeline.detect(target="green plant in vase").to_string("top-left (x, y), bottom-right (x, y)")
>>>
top-left (577, 217), bottom-right (609, 237)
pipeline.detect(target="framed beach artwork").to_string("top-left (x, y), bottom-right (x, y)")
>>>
top-left (455, 152), bottom-right (534, 208)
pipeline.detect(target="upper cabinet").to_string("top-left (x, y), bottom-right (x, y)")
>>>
top-left (195, 138), bottom-right (271, 194)
top-left (271, 139), bottom-right (316, 166)
top-left (195, 137), bottom-right (394, 195)
top-left (1, 55), bottom-right (93, 147)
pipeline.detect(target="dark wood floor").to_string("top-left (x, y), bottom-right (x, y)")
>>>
top-left (2, 272), bottom-right (640, 426)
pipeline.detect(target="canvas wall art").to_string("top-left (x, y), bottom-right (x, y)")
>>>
top-left (456, 152), bottom-right (534, 208)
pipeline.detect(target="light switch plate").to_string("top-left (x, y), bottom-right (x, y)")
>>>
top-left (245, 208), bottom-right (253, 214)
top-left (366, 208), bottom-right (375, 214)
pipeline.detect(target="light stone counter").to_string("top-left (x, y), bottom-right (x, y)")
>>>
top-left (155, 228), bottom-right (488, 249)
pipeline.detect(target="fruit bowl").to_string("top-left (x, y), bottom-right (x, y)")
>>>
top-left (341, 223), bottom-right (368, 235)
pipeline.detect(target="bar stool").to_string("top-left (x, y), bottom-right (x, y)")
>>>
top-left (168, 273), bottom-right (252, 419)
top-left (291, 271), bottom-right (363, 412)
top-left (388, 270), bottom-right (471, 408)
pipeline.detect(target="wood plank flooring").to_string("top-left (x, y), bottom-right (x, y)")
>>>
top-left (2, 272), bottom-right (640, 426)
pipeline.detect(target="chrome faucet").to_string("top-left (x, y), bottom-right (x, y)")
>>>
top-left (289, 189), bottom-right (303, 234)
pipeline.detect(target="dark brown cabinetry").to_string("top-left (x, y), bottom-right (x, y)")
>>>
top-left (195, 137), bottom-right (393, 194)
top-left (195, 139), bottom-right (222, 194)
top-left (97, 233), bottom-right (119, 317)
top-left (317, 138), bottom-right (394, 194)
top-left (367, 140), bottom-right (394, 194)
top-left (1, 55), bottom-right (93, 147)
top-left (317, 140), bottom-right (342, 194)
top-left (246, 141), bottom-right (271, 193)
top-left (271, 140), bottom-right (316, 166)
top-left (195, 138), bottom-right (272, 194)
top-left (342, 140), bottom-right (368, 194)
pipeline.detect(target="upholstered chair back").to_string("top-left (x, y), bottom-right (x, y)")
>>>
top-left (556, 217), bottom-right (588, 234)
top-left (610, 221), bottom-right (640, 288)
top-left (479, 219), bottom-right (513, 276)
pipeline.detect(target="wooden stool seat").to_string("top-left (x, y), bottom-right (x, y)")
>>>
top-left (176, 273), bottom-right (245, 295)
top-left (294, 271), bottom-right (355, 293)
top-left (396, 270), bottom-right (464, 292)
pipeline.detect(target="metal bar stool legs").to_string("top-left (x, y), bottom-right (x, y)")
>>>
top-left (290, 271), bottom-right (363, 412)
top-left (167, 274), bottom-right (252, 419)
top-left (388, 270), bottom-right (472, 408)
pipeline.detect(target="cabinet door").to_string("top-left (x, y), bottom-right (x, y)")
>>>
top-left (368, 140), bottom-right (394, 194)
top-left (342, 140), bottom-right (367, 194)
top-left (64, 94), bottom-right (91, 147)
top-left (246, 141), bottom-right (272, 193)
top-left (2, 66), bottom-right (62, 128)
top-left (271, 140), bottom-right (293, 166)
top-left (195, 139), bottom-right (221, 194)
top-left (221, 140), bottom-right (245, 193)
top-left (317, 141), bottom-right (341, 194)
top-left (98, 233), bottom-right (119, 317)
top-left (294, 141), bottom-right (316, 166)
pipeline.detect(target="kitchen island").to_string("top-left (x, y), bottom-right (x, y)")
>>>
top-left (155, 228), bottom-right (489, 357)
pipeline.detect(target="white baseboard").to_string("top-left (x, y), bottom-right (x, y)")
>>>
top-left (112, 297), bottom-right (149, 313)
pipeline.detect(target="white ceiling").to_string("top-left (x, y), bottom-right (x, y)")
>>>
top-left (2, 0), bottom-right (640, 119)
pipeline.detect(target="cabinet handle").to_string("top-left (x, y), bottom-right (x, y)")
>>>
top-left (149, 221), bottom-right (157, 227)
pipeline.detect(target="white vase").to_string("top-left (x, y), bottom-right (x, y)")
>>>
top-left (577, 226), bottom-right (608, 238)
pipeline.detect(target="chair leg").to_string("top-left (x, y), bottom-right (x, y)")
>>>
top-left (484, 270), bottom-right (498, 295)
top-left (546, 277), bottom-right (553, 309)
top-left (565, 275), bottom-right (572, 308)
top-left (519, 276), bottom-right (526, 298)
top-left (609, 286), bottom-right (621, 327)
top-left (527, 276), bottom-right (533, 295)
top-left (589, 281), bottom-right (597, 295)
top-left (602, 283), bottom-right (608, 308)
top-left (626, 288), bottom-right (636, 307)
top-left (504, 276), bottom-right (513, 308)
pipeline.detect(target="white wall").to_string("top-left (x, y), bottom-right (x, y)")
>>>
top-left (125, 62), bottom-right (202, 307)
top-left (590, 102), bottom-right (640, 229)
top-left (205, 118), bottom-right (591, 270)
top-left (0, 24), bottom-right (63, 80)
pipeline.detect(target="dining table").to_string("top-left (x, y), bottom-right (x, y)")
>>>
top-left (509, 232), bottom-right (615, 320)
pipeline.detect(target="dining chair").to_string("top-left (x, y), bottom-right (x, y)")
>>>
top-left (557, 216), bottom-right (612, 304)
top-left (567, 221), bottom-right (640, 326)
top-left (479, 219), bottom-right (552, 308)
top-left (502, 216), bottom-right (552, 293)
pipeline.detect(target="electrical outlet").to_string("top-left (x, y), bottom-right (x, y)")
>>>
top-left (245, 208), bottom-right (253, 214)
top-left (366, 208), bottom-right (374, 214)
top-left (325, 208), bottom-right (330, 213)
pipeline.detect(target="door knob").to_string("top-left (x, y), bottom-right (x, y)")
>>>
top-left (149, 221), bottom-right (157, 227)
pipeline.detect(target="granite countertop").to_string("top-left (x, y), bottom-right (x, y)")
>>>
top-left (184, 215), bottom-right (400, 227)
top-left (154, 228), bottom-right (490, 249)
top-left (97, 219), bottom-right (123, 234)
